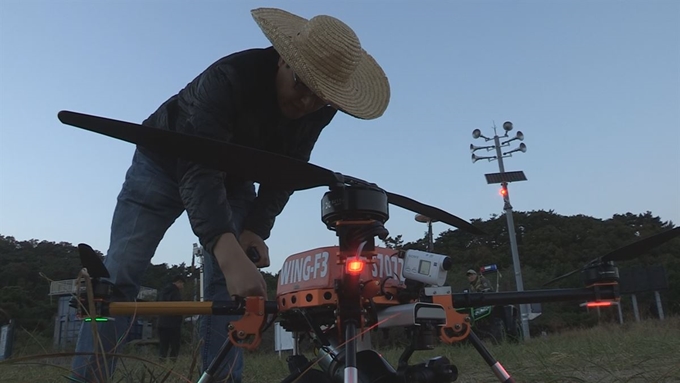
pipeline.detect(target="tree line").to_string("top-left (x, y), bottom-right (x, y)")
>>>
top-left (1, 209), bottom-right (677, 344)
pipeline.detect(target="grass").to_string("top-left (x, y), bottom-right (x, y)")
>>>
top-left (1, 317), bottom-right (679, 383)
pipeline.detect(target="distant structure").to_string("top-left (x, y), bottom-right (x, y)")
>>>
top-left (470, 120), bottom-right (531, 340)
top-left (49, 279), bottom-right (157, 349)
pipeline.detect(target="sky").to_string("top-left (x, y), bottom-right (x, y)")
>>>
top-left (1, 0), bottom-right (679, 277)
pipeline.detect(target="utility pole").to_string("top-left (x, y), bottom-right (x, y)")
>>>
top-left (470, 120), bottom-right (531, 340)
top-left (415, 214), bottom-right (438, 252)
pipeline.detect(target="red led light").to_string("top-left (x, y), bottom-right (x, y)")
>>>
top-left (347, 259), bottom-right (364, 274)
top-left (586, 301), bottom-right (613, 307)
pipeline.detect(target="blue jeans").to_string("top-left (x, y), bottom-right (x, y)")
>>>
top-left (69, 149), bottom-right (254, 383)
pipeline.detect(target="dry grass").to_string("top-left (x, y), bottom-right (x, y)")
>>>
top-left (1, 317), bottom-right (679, 383)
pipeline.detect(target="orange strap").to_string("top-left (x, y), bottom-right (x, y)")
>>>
top-left (228, 297), bottom-right (267, 351)
top-left (432, 294), bottom-right (470, 344)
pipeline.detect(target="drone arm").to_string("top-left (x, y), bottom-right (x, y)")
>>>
top-left (450, 284), bottom-right (619, 307)
top-left (105, 298), bottom-right (279, 317)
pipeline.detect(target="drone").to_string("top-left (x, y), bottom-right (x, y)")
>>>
top-left (57, 110), bottom-right (680, 383)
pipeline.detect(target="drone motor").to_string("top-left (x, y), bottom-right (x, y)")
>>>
top-left (321, 186), bottom-right (390, 228)
top-left (582, 261), bottom-right (619, 286)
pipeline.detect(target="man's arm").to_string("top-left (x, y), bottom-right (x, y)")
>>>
top-left (242, 109), bottom-right (336, 240)
top-left (176, 64), bottom-right (242, 253)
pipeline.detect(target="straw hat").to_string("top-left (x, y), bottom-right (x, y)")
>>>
top-left (251, 7), bottom-right (390, 120)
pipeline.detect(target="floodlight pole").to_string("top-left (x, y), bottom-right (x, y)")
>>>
top-left (193, 243), bottom-right (205, 302)
top-left (427, 220), bottom-right (433, 252)
top-left (493, 136), bottom-right (530, 340)
top-left (415, 214), bottom-right (436, 252)
top-left (470, 121), bottom-right (531, 340)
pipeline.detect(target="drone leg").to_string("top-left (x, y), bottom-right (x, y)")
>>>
top-left (467, 330), bottom-right (514, 383)
top-left (344, 320), bottom-right (359, 383)
top-left (196, 336), bottom-right (235, 383)
top-left (278, 357), bottom-right (319, 383)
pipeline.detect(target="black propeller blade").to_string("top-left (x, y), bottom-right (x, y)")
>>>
top-left (542, 227), bottom-right (680, 287)
top-left (58, 110), bottom-right (337, 191)
top-left (541, 268), bottom-right (580, 288)
top-left (385, 191), bottom-right (485, 235)
top-left (601, 226), bottom-right (680, 263)
top-left (57, 110), bottom-right (485, 235)
top-left (77, 243), bottom-right (109, 279)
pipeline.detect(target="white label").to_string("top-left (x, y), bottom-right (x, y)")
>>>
top-left (279, 251), bottom-right (330, 285)
top-left (371, 253), bottom-right (405, 282)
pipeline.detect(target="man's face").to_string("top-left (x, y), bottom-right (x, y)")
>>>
top-left (275, 57), bottom-right (331, 120)
top-left (467, 273), bottom-right (477, 283)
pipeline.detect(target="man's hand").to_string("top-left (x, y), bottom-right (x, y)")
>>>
top-left (213, 233), bottom-right (268, 299)
top-left (239, 230), bottom-right (271, 268)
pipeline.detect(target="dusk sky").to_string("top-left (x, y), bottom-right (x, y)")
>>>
top-left (1, 0), bottom-right (678, 275)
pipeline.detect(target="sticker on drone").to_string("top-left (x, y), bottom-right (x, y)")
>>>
top-left (277, 246), bottom-right (404, 294)
top-left (279, 251), bottom-right (331, 286)
top-left (371, 252), bottom-right (405, 282)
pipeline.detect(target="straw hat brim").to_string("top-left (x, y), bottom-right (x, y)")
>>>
top-left (251, 8), bottom-right (390, 120)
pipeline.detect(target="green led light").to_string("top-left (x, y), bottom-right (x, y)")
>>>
top-left (84, 317), bottom-right (109, 322)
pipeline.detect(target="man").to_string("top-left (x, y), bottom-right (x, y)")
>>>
top-left (157, 275), bottom-right (185, 363)
top-left (467, 269), bottom-right (493, 293)
top-left (68, 7), bottom-right (389, 383)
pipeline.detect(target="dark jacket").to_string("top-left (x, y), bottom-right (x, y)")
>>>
top-left (137, 47), bottom-right (337, 253)
top-left (157, 283), bottom-right (183, 328)
top-left (470, 275), bottom-right (493, 293)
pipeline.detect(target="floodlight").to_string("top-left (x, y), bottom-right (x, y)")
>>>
top-left (472, 129), bottom-right (481, 139)
top-left (503, 143), bottom-right (527, 156)
top-left (415, 214), bottom-right (438, 223)
top-left (415, 214), bottom-right (430, 223)
top-left (503, 121), bottom-right (513, 131)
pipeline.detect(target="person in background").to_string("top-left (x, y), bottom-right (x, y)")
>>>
top-left (157, 275), bottom-right (185, 363)
top-left (467, 269), bottom-right (493, 293)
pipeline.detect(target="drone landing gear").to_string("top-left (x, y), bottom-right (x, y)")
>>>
top-left (196, 297), bottom-right (268, 383)
top-left (197, 334), bottom-right (235, 383)
top-left (280, 349), bottom-right (397, 383)
top-left (294, 320), bottom-right (456, 383)
top-left (396, 321), bottom-right (458, 383)
top-left (466, 330), bottom-right (514, 383)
